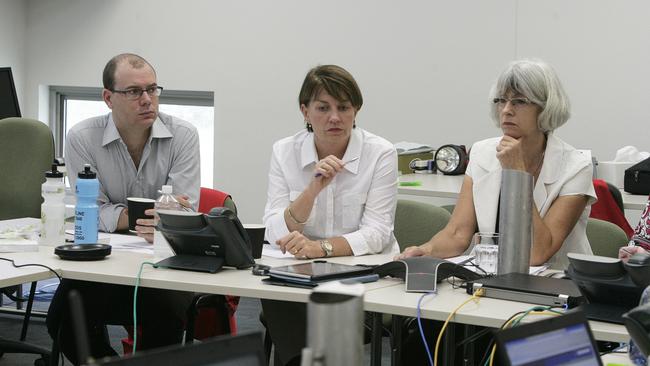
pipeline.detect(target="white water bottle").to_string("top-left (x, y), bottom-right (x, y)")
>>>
top-left (40, 164), bottom-right (66, 246)
top-left (153, 185), bottom-right (182, 259)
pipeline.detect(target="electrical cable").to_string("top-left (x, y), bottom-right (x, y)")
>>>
top-left (486, 306), bottom-right (563, 366)
top-left (433, 287), bottom-right (484, 366)
top-left (0, 257), bottom-right (62, 281)
top-left (132, 261), bottom-right (169, 354)
top-left (416, 291), bottom-right (437, 366)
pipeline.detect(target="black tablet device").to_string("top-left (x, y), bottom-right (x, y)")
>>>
top-left (268, 261), bottom-right (373, 282)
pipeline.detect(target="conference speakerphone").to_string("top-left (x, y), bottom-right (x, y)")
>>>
top-left (467, 272), bottom-right (584, 308)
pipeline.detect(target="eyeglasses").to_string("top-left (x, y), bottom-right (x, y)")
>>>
top-left (111, 85), bottom-right (163, 100)
top-left (493, 97), bottom-right (533, 110)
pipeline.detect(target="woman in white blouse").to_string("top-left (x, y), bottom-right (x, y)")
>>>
top-left (397, 59), bottom-right (596, 270)
top-left (263, 64), bottom-right (399, 259)
top-left (262, 64), bottom-right (398, 366)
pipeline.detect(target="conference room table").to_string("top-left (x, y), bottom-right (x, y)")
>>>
top-left (398, 173), bottom-right (649, 210)
top-left (0, 244), bottom-right (635, 366)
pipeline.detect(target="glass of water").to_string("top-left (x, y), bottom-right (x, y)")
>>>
top-left (472, 232), bottom-right (500, 275)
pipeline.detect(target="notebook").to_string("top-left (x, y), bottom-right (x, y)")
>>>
top-left (495, 310), bottom-right (602, 366)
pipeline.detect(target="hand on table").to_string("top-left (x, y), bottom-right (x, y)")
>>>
top-left (277, 231), bottom-right (324, 259)
top-left (394, 246), bottom-right (428, 260)
top-left (619, 246), bottom-right (647, 262)
top-left (135, 208), bottom-right (156, 243)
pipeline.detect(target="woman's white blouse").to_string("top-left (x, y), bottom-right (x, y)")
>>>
top-left (263, 128), bottom-right (399, 256)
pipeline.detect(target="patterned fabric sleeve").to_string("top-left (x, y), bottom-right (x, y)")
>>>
top-left (633, 197), bottom-right (650, 241)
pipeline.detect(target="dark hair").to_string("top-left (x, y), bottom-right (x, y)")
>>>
top-left (299, 65), bottom-right (363, 131)
top-left (102, 53), bottom-right (156, 90)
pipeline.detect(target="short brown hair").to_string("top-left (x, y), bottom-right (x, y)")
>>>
top-left (298, 65), bottom-right (363, 111)
top-left (102, 53), bottom-right (156, 90)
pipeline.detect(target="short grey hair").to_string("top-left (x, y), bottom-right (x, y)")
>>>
top-left (489, 59), bottom-right (570, 133)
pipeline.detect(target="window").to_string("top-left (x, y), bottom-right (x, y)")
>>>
top-left (50, 86), bottom-right (214, 188)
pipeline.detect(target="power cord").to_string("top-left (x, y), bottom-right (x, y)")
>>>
top-left (433, 287), bottom-right (485, 366)
top-left (132, 261), bottom-right (170, 354)
top-left (485, 306), bottom-right (563, 366)
top-left (0, 257), bottom-right (62, 281)
top-left (416, 291), bottom-right (437, 366)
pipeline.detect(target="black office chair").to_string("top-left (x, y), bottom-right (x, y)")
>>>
top-left (0, 117), bottom-right (54, 364)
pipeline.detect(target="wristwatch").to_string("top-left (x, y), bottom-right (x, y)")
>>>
top-left (320, 240), bottom-right (333, 258)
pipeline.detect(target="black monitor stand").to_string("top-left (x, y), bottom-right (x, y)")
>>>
top-left (155, 255), bottom-right (225, 274)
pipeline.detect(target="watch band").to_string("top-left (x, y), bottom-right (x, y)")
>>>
top-left (320, 240), bottom-right (333, 258)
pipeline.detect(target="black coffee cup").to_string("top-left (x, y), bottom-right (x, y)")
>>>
top-left (127, 197), bottom-right (155, 232)
top-left (244, 224), bottom-right (266, 259)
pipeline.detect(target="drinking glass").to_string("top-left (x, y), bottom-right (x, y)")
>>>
top-left (472, 232), bottom-right (500, 275)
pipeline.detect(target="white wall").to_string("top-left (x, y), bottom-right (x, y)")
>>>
top-left (0, 0), bottom-right (27, 110)
top-left (17, 0), bottom-right (650, 223)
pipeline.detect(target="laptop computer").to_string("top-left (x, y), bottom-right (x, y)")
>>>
top-left (98, 331), bottom-right (266, 366)
top-left (494, 310), bottom-right (602, 366)
top-left (468, 272), bottom-right (584, 308)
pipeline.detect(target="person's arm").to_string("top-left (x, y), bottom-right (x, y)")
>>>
top-left (528, 166), bottom-right (592, 265)
top-left (166, 125), bottom-right (201, 209)
top-left (339, 147), bottom-right (398, 255)
top-left (263, 142), bottom-right (345, 247)
top-left (279, 147), bottom-right (399, 258)
top-left (66, 127), bottom-right (126, 233)
top-left (398, 175), bottom-right (478, 259)
top-left (134, 125), bottom-right (200, 243)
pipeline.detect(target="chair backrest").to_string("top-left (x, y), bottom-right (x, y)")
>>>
top-left (0, 117), bottom-right (54, 220)
top-left (441, 204), bottom-right (455, 215)
top-left (198, 187), bottom-right (237, 215)
top-left (586, 217), bottom-right (629, 258)
top-left (605, 181), bottom-right (624, 214)
top-left (394, 199), bottom-right (451, 251)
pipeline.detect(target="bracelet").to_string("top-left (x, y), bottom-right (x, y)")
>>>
top-left (286, 206), bottom-right (308, 225)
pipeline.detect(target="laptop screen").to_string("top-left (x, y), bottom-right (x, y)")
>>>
top-left (496, 311), bottom-right (602, 366)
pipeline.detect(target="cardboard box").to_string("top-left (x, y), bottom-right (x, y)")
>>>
top-left (398, 151), bottom-right (434, 175)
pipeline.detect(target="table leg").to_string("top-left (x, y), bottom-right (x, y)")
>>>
top-left (390, 315), bottom-right (404, 366)
top-left (20, 281), bottom-right (37, 341)
top-left (441, 322), bottom-right (456, 366)
top-left (370, 312), bottom-right (382, 366)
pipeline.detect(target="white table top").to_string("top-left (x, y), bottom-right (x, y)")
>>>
top-left (2, 248), bottom-right (400, 303)
top-left (1, 247), bottom-right (628, 343)
top-left (363, 280), bottom-right (629, 343)
top-left (0, 258), bottom-right (55, 288)
top-left (398, 173), bottom-right (648, 210)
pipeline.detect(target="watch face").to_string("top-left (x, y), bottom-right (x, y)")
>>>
top-left (435, 146), bottom-right (460, 172)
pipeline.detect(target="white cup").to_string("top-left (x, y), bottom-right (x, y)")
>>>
top-left (471, 232), bottom-right (500, 275)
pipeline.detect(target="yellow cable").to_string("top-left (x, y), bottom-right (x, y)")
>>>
top-left (433, 288), bottom-right (484, 366)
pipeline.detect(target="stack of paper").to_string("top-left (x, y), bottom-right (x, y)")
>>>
top-left (0, 218), bottom-right (40, 253)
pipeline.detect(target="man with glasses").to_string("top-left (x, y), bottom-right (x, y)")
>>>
top-left (46, 53), bottom-right (199, 365)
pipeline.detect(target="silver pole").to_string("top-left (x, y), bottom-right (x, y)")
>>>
top-left (301, 282), bottom-right (365, 366)
top-left (498, 169), bottom-right (533, 275)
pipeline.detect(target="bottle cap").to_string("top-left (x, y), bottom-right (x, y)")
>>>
top-left (45, 164), bottom-right (64, 178)
top-left (161, 185), bottom-right (173, 194)
top-left (78, 164), bottom-right (97, 179)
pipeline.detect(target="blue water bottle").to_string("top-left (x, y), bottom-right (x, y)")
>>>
top-left (74, 164), bottom-right (99, 244)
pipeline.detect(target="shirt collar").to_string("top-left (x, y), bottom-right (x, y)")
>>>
top-left (102, 113), bottom-right (171, 146)
top-left (299, 128), bottom-right (363, 174)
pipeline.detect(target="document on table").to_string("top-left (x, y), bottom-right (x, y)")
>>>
top-left (262, 244), bottom-right (295, 259)
top-left (64, 230), bottom-right (152, 253)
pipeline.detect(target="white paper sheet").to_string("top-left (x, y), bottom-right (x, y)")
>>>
top-left (262, 244), bottom-right (295, 259)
